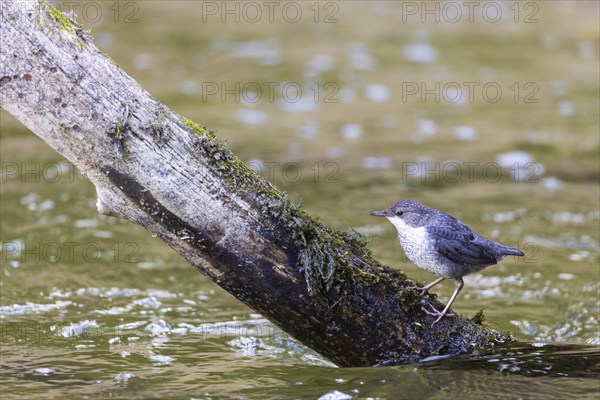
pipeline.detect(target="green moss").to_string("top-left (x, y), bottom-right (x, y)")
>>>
top-left (341, 228), bottom-right (371, 257)
top-left (275, 199), bottom-right (340, 294)
top-left (397, 286), bottom-right (422, 313)
top-left (182, 114), bottom-right (404, 297)
top-left (183, 116), bottom-right (284, 202)
top-left (40, 0), bottom-right (90, 46)
top-left (299, 238), bottom-right (336, 294)
top-left (43, 1), bottom-right (76, 34)
top-left (273, 197), bottom-right (399, 296)
top-left (113, 120), bottom-right (125, 139)
top-left (183, 118), bottom-right (211, 138)
top-left (105, 109), bottom-right (132, 155)
top-left (470, 309), bottom-right (486, 325)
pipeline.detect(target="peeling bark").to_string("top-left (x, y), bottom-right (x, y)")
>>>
top-left (0, 0), bottom-right (512, 367)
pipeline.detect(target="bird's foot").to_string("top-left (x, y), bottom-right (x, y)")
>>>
top-left (421, 303), bottom-right (455, 326)
top-left (409, 283), bottom-right (432, 297)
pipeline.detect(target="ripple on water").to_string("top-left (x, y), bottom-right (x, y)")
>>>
top-left (317, 390), bottom-right (353, 400)
top-left (115, 372), bottom-right (135, 385)
top-left (57, 320), bottom-right (98, 338)
top-left (34, 367), bottom-right (53, 376)
top-left (148, 353), bottom-right (174, 365)
top-left (0, 300), bottom-right (72, 316)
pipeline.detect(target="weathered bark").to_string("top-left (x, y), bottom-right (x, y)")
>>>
top-left (0, 1), bottom-right (511, 367)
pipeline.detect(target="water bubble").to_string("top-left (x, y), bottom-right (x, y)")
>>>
top-left (365, 84), bottom-right (391, 103)
top-left (35, 368), bottom-right (53, 375)
top-left (341, 124), bottom-right (362, 141)
top-left (453, 125), bottom-right (477, 142)
top-left (404, 43), bottom-right (438, 64)
top-left (235, 109), bottom-right (268, 125)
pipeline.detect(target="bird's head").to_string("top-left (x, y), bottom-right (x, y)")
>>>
top-left (370, 199), bottom-right (432, 232)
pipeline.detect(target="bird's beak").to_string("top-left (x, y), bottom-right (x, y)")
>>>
top-left (370, 210), bottom-right (387, 217)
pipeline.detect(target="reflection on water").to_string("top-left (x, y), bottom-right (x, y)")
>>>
top-left (420, 342), bottom-right (600, 378)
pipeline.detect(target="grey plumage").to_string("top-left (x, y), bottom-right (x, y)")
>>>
top-left (370, 199), bottom-right (524, 325)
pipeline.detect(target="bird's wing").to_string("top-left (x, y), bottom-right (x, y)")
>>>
top-left (426, 223), bottom-right (498, 267)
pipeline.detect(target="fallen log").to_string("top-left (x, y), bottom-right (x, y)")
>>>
top-left (0, 0), bottom-right (511, 367)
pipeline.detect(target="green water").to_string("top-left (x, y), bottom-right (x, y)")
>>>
top-left (1, 1), bottom-right (599, 398)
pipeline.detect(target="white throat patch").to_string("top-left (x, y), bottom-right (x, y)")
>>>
top-left (386, 216), bottom-right (412, 233)
top-left (385, 215), bottom-right (441, 274)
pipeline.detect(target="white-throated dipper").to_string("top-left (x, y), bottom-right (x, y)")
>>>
top-left (370, 199), bottom-right (524, 325)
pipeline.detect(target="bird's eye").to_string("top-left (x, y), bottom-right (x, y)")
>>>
top-left (397, 211), bottom-right (404, 216)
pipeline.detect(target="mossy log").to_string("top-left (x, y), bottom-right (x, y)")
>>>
top-left (0, 1), bottom-right (511, 367)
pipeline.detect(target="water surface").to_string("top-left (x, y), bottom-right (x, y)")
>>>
top-left (1, 1), bottom-right (599, 398)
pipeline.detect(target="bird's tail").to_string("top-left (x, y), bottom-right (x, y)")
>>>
top-left (497, 244), bottom-right (524, 257)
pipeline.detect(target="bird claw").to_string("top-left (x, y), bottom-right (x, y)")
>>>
top-left (408, 283), bottom-right (431, 297)
top-left (421, 303), bottom-right (455, 326)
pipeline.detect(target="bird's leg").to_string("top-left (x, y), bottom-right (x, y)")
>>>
top-left (423, 278), bottom-right (464, 326)
top-left (410, 276), bottom-right (445, 296)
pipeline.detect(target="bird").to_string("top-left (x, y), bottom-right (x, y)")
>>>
top-left (370, 199), bottom-right (524, 325)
